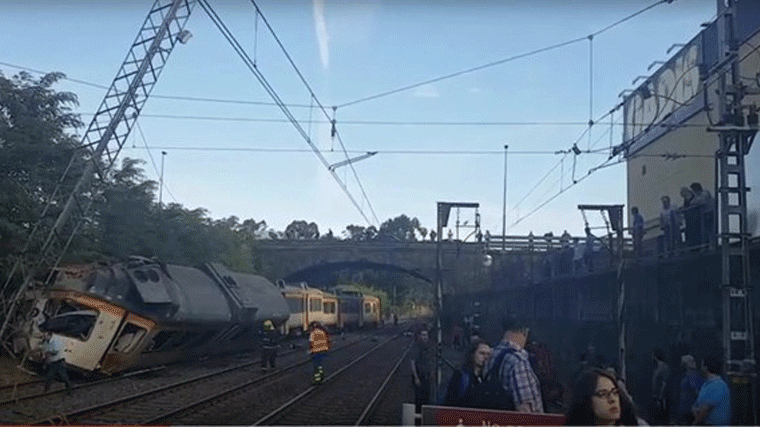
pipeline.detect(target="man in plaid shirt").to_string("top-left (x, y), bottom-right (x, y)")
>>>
top-left (485, 317), bottom-right (544, 413)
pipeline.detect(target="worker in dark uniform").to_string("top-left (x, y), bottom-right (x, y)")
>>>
top-left (260, 319), bottom-right (279, 372)
top-left (308, 321), bottom-right (331, 384)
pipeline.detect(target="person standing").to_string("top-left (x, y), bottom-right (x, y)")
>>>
top-left (692, 356), bottom-right (731, 425)
top-left (308, 321), bottom-right (330, 384)
top-left (442, 339), bottom-right (492, 407)
top-left (676, 355), bottom-right (705, 424)
top-left (690, 182), bottom-right (715, 249)
top-left (679, 186), bottom-right (700, 250)
top-left (485, 317), bottom-right (544, 413)
top-left (660, 195), bottom-right (680, 255)
top-left (649, 347), bottom-right (671, 424)
top-left (630, 207), bottom-right (645, 258)
top-left (260, 319), bottom-right (279, 372)
top-left (411, 329), bottom-right (434, 412)
top-left (41, 331), bottom-right (73, 395)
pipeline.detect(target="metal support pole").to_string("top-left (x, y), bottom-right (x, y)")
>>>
top-left (435, 204), bottom-right (443, 405)
top-left (502, 145), bottom-right (508, 251)
top-left (159, 151), bottom-right (166, 209)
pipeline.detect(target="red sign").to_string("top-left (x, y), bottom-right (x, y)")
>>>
top-left (422, 405), bottom-right (566, 426)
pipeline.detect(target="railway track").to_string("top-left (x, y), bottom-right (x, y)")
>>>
top-left (18, 331), bottom-right (385, 424)
top-left (252, 334), bottom-right (411, 426)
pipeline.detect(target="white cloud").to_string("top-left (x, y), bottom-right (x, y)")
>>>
top-left (313, 0), bottom-right (329, 70)
top-left (412, 84), bottom-right (440, 98)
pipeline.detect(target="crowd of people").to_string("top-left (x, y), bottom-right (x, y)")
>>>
top-left (411, 317), bottom-right (733, 425)
top-left (656, 182), bottom-right (716, 256)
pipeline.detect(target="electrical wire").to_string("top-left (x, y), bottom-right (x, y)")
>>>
top-left (127, 146), bottom-right (610, 155)
top-left (246, 0), bottom-right (380, 225)
top-left (336, 0), bottom-right (675, 109)
top-left (198, 0), bottom-right (374, 227)
top-left (134, 120), bottom-right (179, 204)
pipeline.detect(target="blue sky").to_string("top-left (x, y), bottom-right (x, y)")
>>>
top-left (1, 0), bottom-right (718, 238)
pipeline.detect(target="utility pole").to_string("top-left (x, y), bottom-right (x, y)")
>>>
top-left (711, 0), bottom-right (757, 422)
top-left (502, 145), bottom-right (508, 251)
top-left (159, 151), bottom-right (167, 209)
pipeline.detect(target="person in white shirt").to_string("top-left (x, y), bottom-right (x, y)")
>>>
top-left (41, 331), bottom-right (73, 395)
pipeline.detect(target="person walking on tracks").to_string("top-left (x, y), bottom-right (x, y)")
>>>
top-left (260, 319), bottom-right (280, 372)
top-left (308, 321), bottom-right (330, 384)
top-left (484, 316), bottom-right (543, 413)
top-left (41, 330), bottom-right (73, 395)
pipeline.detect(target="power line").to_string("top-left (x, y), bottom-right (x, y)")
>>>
top-left (336, 0), bottom-right (675, 109)
top-left (134, 120), bottom-right (179, 204)
top-left (198, 0), bottom-right (375, 227)
top-left (124, 146), bottom-right (611, 155)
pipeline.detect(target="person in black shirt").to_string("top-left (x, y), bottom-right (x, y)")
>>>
top-left (443, 339), bottom-right (492, 407)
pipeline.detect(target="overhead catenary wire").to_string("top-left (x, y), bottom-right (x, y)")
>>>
top-left (134, 120), bottom-right (179, 204)
top-left (335, 0), bottom-right (676, 109)
top-left (197, 0), bottom-right (375, 227)
top-left (245, 0), bottom-right (380, 225)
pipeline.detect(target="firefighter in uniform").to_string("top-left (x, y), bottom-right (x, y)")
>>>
top-left (260, 319), bottom-right (279, 372)
top-left (308, 321), bottom-right (331, 384)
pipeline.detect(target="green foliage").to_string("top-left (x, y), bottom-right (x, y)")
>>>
top-left (0, 71), bottom-right (84, 264)
top-left (284, 220), bottom-right (319, 240)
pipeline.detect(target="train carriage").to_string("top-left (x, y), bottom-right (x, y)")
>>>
top-left (22, 257), bottom-right (289, 374)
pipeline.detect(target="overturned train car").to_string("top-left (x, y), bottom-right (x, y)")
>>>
top-left (21, 257), bottom-right (289, 374)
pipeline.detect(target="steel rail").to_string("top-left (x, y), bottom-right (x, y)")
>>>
top-left (32, 333), bottom-right (373, 425)
top-left (354, 343), bottom-right (412, 425)
top-left (0, 365), bottom-right (166, 406)
top-left (251, 335), bottom-right (398, 426)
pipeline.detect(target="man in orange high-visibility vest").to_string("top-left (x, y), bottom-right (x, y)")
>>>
top-left (309, 321), bottom-right (331, 384)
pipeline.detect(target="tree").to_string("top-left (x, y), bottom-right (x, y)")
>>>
top-left (0, 71), bottom-right (84, 264)
top-left (378, 215), bottom-right (423, 242)
top-left (343, 224), bottom-right (378, 241)
top-left (95, 158), bottom-right (156, 259)
top-left (284, 220), bottom-right (319, 240)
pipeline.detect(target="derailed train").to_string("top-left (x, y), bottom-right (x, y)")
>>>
top-left (16, 256), bottom-right (381, 375)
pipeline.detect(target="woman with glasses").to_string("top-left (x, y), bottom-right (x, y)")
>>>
top-left (565, 368), bottom-right (643, 425)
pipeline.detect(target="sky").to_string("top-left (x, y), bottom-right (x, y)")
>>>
top-left (1, 0), bottom-right (720, 239)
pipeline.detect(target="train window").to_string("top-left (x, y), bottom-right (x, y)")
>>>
top-left (309, 298), bottom-right (322, 312)
top-left (47, 310), bottom-right (98, 341)
top-left (113, 323), bottom-right (147, 353)
top-left (224, 275), bottom-right (238, 288)
top-left (364, 303), bottom-right (372, 313)
top-left (143, 330), bottom-right (173, 352)
top-left (286, 297), bottom-right (303, 313)
top-left (133, 270), bottom-right (148, 282)
top-left (323, 301), bottom-right (336, 314)
top-left (147, 269), bottom-right (160, 282)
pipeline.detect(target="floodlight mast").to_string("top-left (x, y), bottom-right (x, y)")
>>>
top-left (0, 0), bottom-right (196, 344)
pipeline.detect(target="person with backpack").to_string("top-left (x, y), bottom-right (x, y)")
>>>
top-left (483, 316), bottom-right (544, 413)
top-left (442, 339), bottom-right (492, 407)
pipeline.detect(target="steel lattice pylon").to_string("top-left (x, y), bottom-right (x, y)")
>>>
top-left (0, 0), bottom-right (196, 346)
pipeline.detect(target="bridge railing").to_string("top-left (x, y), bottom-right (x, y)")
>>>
top-left (484, 234), bottom-right (634, 254)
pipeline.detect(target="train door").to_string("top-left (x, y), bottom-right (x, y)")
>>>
top-left (100, 313), bottom-right (155, 374)
top-left (45, 295), bottom-right (126, 371)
